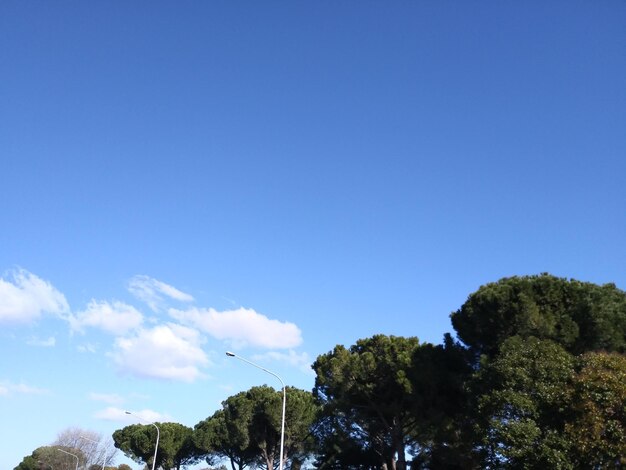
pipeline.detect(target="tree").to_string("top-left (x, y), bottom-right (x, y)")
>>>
top-left (312, 335), bottom-right (471, 470)
top-left (312, 410), bottom-right (388, 470)
top-left (113, 422), bottom-right (201, 470)
top-left (54, 427), bottom-right (118, 469)
top-left (470, 336), bottom-right (576, 468)
top-left (194, 407), bottom-right (259, 470)
top-left (565, 351), bottom-right (626, 467)
top-left (194, 385), bottom-right (318, 470)
top-left (313, 335), bottom-right (472, 469)
top-left (450, 275), bottom-right (626, 468)
top-left (409, 335), bottom-right (477, 470)
top-left (450, 274), bottom-right (626, 360)
top-left (281, 385), bottom-right (319, 468)
top-left (14, 445), bottom-right (87, 470)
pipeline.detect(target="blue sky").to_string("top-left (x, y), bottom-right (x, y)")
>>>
top-left (1, 1), bottom-right (625, 468)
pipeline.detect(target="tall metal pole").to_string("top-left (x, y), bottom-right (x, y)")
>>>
top-left (79, 435), bottom-right (107, 470)
top-left (125, 411), bottom-right (160, 470)
top-left (56, 448), bottom-right (79, 470)
top-left (226, 351), bottom-right (286, 470)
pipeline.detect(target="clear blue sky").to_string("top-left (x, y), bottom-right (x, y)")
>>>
top-left (1, 1), bottom-right (625, 468)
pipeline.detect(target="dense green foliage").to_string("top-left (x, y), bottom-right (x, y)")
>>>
top-left (113, 422), bottom-right (201, 470)
top-left (472, 336), bottom-right (576, 468)
top-left (312, 334), bottom-right (473, 470)
top-left (566, 352), bottom-right (626, 467)
top-left (312, 335), bottom-right (420, 470)
top-left (14, 446), bottom-right (86, 470)
top-left (451, 274), bottom-right (626, 359)
top-left (453, 274), bottom-right (626, 468)
top-left (195, 385), bottom-right (318, 470)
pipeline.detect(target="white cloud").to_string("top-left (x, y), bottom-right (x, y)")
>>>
top-left (0, 380), bottom-right (49, 397)
top-left (169, 307), bottom-right (302, 349)
top-left (252, 350), bottom-right (315, 376)
top-left (110, 324), bottom-right (209, 382)
top-left (89, 392), bottom-right (124, 405)
top-left (0, 269), bottom-right (69, 323)
top-left (26, 336), bottom-right (56, 347)
top-left (94, 406), bottom-right (172, 423)
top-left (128, 275), bottom-right (194, 312)
top-left (70, 300), bottom-right (143, 335)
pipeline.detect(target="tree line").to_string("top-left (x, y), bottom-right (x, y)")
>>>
top-left (16, 274), bottom-right (626, 469)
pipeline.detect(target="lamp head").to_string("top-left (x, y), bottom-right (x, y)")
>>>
top-left (225, 351), bottom-right (235, 357)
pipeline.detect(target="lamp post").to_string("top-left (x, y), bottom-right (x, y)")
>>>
top-left (56, 448), bottom-right (79, 470)
top-left (226, 351), bottom-right (286, 470)
top-left (79, 435), bottom-right (107, 470)
top-left (125, 411), bottom-right (160, 470)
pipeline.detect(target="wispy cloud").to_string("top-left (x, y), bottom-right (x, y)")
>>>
top-left (94, 406), bottom-right (172, 422)
top-left (89, 392), bottom-right (124, 405)
top-left (0, 380), bottom-right (49, 397)
top-left (169, 307), bottom-right (302, 349)
top-left (0, 268), bottom-right (69, 324)
top-left (26, 336), bottom-right (56, 347)
top-left (128, 275), bottom-right (194, 312)
top-left (110, 324), bottom-right (209, 382)
top-left (252, 350), bottom-right (315, 376)
top-left (70, 300), bottom-right (143, 335)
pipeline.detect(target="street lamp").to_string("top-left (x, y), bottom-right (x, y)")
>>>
top-left (226, 351), bottom-right (286, 470)
top-left (125, 411), bottom-right (160, 470)
top-left (56, 448), bottom-right (79, 470)
top-left (79, 435), bottom-right (107, 470)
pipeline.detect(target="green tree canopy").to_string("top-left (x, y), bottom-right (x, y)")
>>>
top-left (194, 407), bottom-right (259, 470)
top-left (313, 335), bottom-right (420, 470)
top-left (113, 422), bottom-right (201, 470)
top-left (470, 337), bottom-right (626, 468)
top-left (471, 336), bottom-right (576, 468)
top-left (565, 351), bottom-right (626, 467)
top-left (14, 446), bottom-right (86, 470)
top-left (312, 334), bottom-right (470, 470)
top-left (450, 274), bottom-right (626, 359)
top-left (194, 385), bottom-right (318, 470)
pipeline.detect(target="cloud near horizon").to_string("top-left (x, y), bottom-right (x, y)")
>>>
top-left (128, 275), bottom-right (194, 312)
top-left (110, 324), bottom-right (209, 382)
top-left (94, 406), bottom-right (172, 422)
top-left (169, 306), bottom-right (303, 349)
top-left (0, 269), bottom-right (69, 323)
